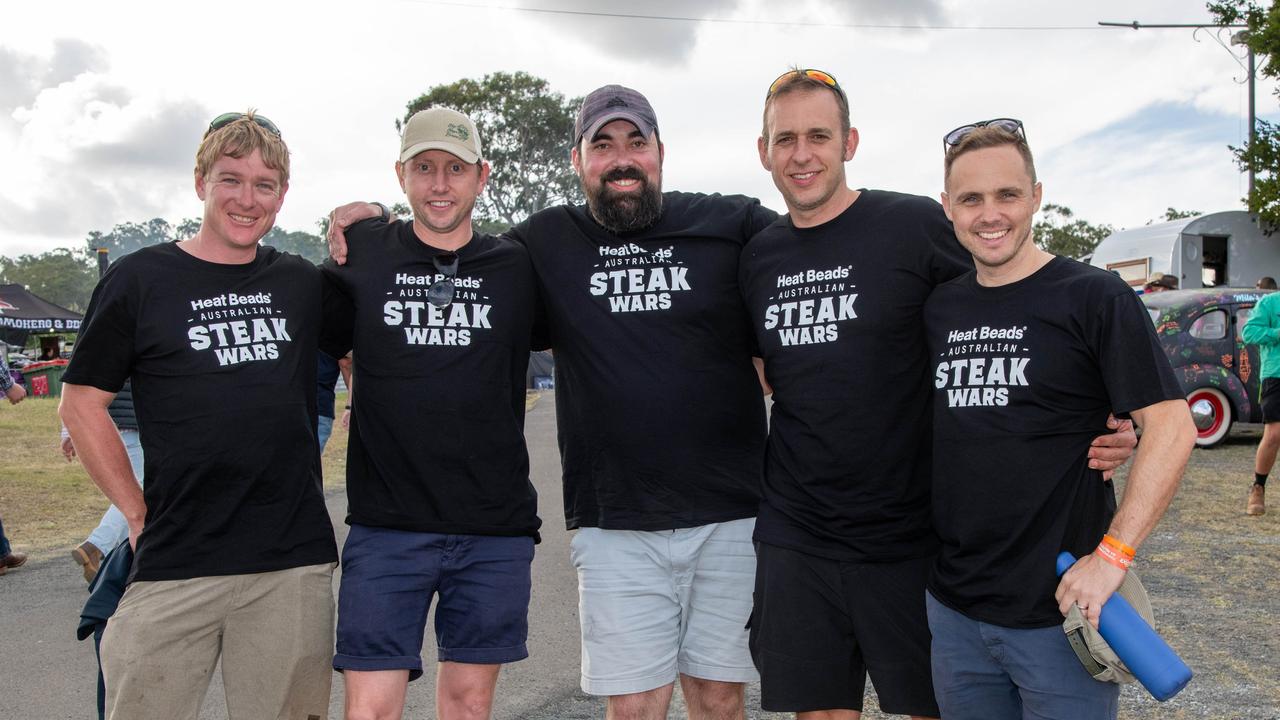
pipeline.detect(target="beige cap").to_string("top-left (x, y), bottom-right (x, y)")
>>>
top-left (1062, 570), bottom-right (1155, 684)
top-left (399, 107), bottom-right (482, 164)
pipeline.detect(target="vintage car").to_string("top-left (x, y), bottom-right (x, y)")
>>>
top-left (1143, 287), bottom-right (1274, 447)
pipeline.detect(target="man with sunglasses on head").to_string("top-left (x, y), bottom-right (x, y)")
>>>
top-left (739, 72), bottom-right (1137, 720)
top-left (922, 121), bottom-right (1194, 719)
top-left (59, 111), bottom-right (338, 720)
top-left (320, 106), bottom-right (542, 720)
top-left (328, 86), bottom-right (777, 720)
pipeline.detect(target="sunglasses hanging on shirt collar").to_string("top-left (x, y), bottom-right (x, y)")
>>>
top-left (427, 252), bottom-right (459, 308)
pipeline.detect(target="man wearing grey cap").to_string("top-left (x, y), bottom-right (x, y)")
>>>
top-left (321, 106), bottom-right (543, 720)
top-left (329, 85), bottom-right (777, 720)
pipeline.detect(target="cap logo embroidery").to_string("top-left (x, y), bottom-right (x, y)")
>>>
top-left (446, 123), bottom-right (470, 142)
top-left (605, 97), bottom-right (628, 108)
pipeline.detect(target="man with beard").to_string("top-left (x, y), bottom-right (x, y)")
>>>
top-left (329, 85), bottom-right (777, 720)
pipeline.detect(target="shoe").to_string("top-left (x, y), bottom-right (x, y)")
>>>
top-left (71, 541), bottom-right (102, 582)
top-left (1247, 484), bottom-right (1266, 516)
top-left (0, 551), bottom-right (27, 575)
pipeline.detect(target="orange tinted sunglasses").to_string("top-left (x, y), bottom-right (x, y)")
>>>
top-left (767, 69), bottom-right (843, 98)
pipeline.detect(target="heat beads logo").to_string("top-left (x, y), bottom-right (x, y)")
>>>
top-left (384, 272), bottom-right (491, 346)
top-left (590, 244), bottom-right (690, 313)
top-left (187, 292), bottom-right (290, 366)
top-left (763, 265), bottom-right (856, 346)
top-left (934, 325), bottom-right (1029, 407)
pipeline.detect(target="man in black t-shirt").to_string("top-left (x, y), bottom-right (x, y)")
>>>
top-left (322, 106), bottom-right (542, 720)
top-left (739, 71), bottom-right (1138, 719)
top-left (328, 86), bottom-right (776, 720)
top-left (922, 123), bottom-right (1194, 719)
top-left (59, 113), bottom-right (338, 719)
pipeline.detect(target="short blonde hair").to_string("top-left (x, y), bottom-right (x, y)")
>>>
top-left (194, 110), bottom-right (290, 183)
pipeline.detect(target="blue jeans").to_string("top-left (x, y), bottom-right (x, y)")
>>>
top-left (0, 513), bottom-right (10, 557)
top-left (927, 591), bottom-right (1119, 720)
top-left (85, 430), bottom-right (145, 551)
top-left (317, 415), bottom-right (334, 452)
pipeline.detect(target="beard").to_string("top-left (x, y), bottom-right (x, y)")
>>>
top-left (584, 166), bottom-right (663, 234)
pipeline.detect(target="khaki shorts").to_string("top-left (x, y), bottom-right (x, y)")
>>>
top-left (570, 518), bottom-right (758, 696)
top-left (102, 563), bottom-right (336, 720)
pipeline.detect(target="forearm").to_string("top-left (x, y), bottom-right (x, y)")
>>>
top-left (1108, 399), bottom-right (1197, 549)
top-left (59, 385), bottom-right (146, 526)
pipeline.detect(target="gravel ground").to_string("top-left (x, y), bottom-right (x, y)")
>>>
top-left (535, 426), bottom-right (1280, 720)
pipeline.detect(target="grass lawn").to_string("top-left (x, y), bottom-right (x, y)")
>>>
top-left (0, 392), bottom-right (350, 560)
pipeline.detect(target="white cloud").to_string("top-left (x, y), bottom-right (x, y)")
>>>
top-left (0, 0), bottom-right (1262, 256)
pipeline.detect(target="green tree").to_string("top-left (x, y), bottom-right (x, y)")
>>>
top-left (1209, 1), bottom-right (1280, 225)
top-left (0, 248), bottom-right (97, 312)
top-left (1033, 204), bottom-right (1114, 259)
top-left (85, 217), bottom-right (177, 261)
top-left (1161, 207), bottom-right (1202, 221)
top-left (401, 72), bottom-right (584, 228)
top-left (260, 227), bottom-right (327, 265)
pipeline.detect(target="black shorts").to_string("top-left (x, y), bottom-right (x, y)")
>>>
top-left (1262, 377), bottom-right (1280, 423)
top-left (748, 542), bottom-right (939, 716)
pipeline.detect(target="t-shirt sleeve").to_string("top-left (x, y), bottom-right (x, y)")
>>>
top-left (318, 260), bottom-right (355, 359)
top-left (742, 200), bottom-right (781, 240)
top-left (1093, 288), bottom-right (1185, 415)
top-left (62, 259), bottom-right (139, 393)
top-left (1242, 294), bottom-right (1280, 346)
top-left (929, 220), bottom-right (973, 285)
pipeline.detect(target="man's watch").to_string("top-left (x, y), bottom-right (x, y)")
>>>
top-left (372, 202), bottom-right (392, 223)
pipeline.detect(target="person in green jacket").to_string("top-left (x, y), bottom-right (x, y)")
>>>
top-left (1240, 276), bottom-right (1280, 515)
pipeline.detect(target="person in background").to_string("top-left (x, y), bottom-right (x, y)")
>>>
top-left (65, 381), bottom-right (144, 582)
top-left (0, 352), bottom-right (27, 576)
top-left (1240, 279), bottom-right (1280, 516)
top-left (1142, 273), bottom-right (1178, 293)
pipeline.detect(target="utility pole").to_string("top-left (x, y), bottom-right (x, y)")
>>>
top-left (1099, 20), bottom-right (1253, 198)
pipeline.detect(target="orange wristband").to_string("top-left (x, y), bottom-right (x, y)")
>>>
top-left (1094, 542), bottom-right (1132, 570)
top-left (1101, 534), bottom-right (1136, 559)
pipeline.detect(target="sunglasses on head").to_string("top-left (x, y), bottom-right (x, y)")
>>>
top-left (943, 118), bottom-right (1025, 150)
top-left (767, 68), bottom-right (845, 99)
top-left (206, 112), bottom-right (282, 138)
top-left (427, 252), bottom-right (459, 308)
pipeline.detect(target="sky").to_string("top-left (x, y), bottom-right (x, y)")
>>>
top-left (0, 0), bottom-right (1272, 258)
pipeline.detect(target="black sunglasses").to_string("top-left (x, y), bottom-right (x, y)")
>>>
top-left (943, 118), bottom-right (1025, 150)
top-left (427, 252), bottom-right (459, 308)
top-left (206, 112), bottom-right (282, 138)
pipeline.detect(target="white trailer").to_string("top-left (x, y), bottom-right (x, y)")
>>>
top-left (1089, 210), bottom-right (1279, 289)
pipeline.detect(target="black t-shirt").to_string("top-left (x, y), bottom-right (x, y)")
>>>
top-left (321, 220), bottom-right (541, 539)
top-left (62, 242), bottom-right (338, 582)
top-left (509, 192), bottom-right (778, 531)
top-left (739, 190), bottom-right (972, 561)
top-left (925, 256), bottom-right (1184, 628)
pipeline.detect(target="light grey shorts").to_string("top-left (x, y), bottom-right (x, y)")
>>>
top-left (569, 517), bottom-right (759, 696)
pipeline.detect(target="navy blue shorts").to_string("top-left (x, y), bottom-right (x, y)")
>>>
top-left (333, 524), bottom-right (534, 680)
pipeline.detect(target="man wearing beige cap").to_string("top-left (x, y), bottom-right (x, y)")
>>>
top-left (328, 86), bottom-right (776, 720)
top-left (321, 106), bottom-right (542, 720)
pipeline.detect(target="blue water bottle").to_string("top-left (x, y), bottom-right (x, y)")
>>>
top-left (1056, 552), bottom-right (1193, 701)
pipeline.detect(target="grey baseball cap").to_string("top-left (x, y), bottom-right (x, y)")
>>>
top-left (400, 107), bottom-right (482, 164)
top-left (573, 85), bottom-right (659, 145)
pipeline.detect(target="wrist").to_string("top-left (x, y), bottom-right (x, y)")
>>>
top-left (371, 202), bottom-right (391, 223)
top-left (1093, 540), bottom-right (1133, 571)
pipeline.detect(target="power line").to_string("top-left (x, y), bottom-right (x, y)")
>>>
top-left (402, 0), bottom-right (1111, 31)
